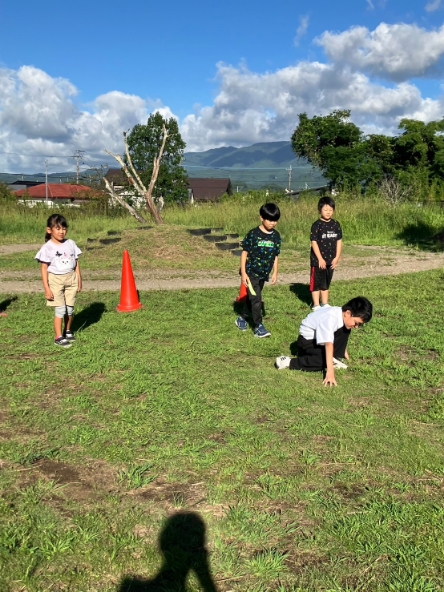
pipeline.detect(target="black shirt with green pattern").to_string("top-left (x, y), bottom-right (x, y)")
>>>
top-left (242, 227), bottom-right (281, 280)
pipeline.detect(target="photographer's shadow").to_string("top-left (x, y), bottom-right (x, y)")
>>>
top-left (117, 511), bottom-right (218, 592)
top-left (72, 302), bottom-right (106, 333)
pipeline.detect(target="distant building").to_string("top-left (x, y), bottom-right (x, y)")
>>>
top-left (104, 169), bottom-right (232, 204)
top-left (13, 184), bottom-right (94, 207)
top-left (188, 178), bottom-right (232, 203)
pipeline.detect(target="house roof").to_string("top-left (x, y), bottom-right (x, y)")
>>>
top-left (188, 178), bottom-right (232, 201)
top-left (104, 168), bottom-right (130, 186)
top-left (14, 184), bottom-right (93, 199)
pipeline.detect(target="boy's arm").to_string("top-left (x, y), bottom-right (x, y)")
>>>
top-left (240, 250), bottom-right (249, 286)
top-left (311, 241), bottom-right (326, 269)
top-left (40, 263), bottom-right (54, 301)
top-left (331, 239), bottom-right (343, 269)
top-left (270, 256), bottom-right (279, 285)
top-left (75, 260), bottom-right (82, 292)
top-left (322, 342), bottom-right (337, 387)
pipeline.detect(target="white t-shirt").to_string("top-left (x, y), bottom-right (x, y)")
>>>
top-left (35, 239), bottom-right (82, 275)
top-left (299, 306), bottom-right (344, 345)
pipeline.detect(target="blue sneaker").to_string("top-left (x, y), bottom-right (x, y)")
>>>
top-left (254, 324), bottom-right (271, 338)
top-left (235, 316), bottom-right (248, 331)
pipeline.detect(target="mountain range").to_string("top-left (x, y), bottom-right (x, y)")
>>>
top-left (183, 141), bottom-right (299, 169)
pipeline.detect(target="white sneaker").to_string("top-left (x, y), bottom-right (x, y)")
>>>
top-left (321, 303), bottom-right (331, 308)
top-left (275, 356), bottom-right (291, 370)
top-left (333, 357), bottom-right (348, 369)
top-left (311, 305), bottom-right (321, 311)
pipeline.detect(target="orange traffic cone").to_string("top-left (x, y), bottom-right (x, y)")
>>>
top-left (235, 281), bottom-right (248, 302)
top-left (116, 250), bottom-right (142, 312)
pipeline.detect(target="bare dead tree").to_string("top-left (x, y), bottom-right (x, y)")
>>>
top-left (104, 124), bottom-right (169, 224)
top-left (102, 177), bottom-right (146, 224)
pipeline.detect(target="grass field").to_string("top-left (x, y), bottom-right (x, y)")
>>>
top-left (1, 265), bottom-right (444, 591)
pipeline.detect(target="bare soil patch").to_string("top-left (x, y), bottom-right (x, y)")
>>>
top-left (1, 245), bottom-right (444, 293)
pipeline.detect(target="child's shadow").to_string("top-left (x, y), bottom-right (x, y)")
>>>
top-left (289, 283), bottom-right (311, 307)
top-left (72, 302), bottom-right (106, 333)
top-left (232, 300), bottom-right (266, 319)
top-left (116, 511), bottom-right (218, 592)
top-left (0, 296), bottom-right (17, 313)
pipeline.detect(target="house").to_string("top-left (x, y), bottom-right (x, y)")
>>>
top-left (13, 184), bottom-right (94, 207)
top-left (104, 169), bottom-right (232, 204)
top-left (187, 178), bottom-right (232, 203)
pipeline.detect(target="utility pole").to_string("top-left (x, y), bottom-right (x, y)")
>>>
top-left (286, 165), bottom-right (292, 192)
top-left (45, 159), bottom-right (49, 206)
top-left (72, 150), bottom-right (85, 184)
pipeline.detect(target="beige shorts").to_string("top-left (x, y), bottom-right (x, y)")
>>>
top-left (47, 271), bottom-right (78, 307)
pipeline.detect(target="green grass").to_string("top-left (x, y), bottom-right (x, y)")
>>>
top-left (2, 192), bottom-right (444, 251)
top-left (1, 270), bottom-right (444, 591)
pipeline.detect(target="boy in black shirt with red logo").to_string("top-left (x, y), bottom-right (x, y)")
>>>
top-left (310, 196), bottom-right (342, 310)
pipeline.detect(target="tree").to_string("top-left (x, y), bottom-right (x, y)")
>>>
top-left (291, 111), bottom-right (444, 192)
top-left (291, 110), bottom-right (366, 188)
top-left (125, 112), bottom-right (189, 204)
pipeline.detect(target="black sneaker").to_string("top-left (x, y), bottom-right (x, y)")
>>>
top-left (64, 331), bottom-right (75, 342)
top-left (54, 337), bottom-right (72, 348)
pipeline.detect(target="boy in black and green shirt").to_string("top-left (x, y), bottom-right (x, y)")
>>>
top-left (235, 203), bottom-right (281, 338)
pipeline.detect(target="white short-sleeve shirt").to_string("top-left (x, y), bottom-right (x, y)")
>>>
top-left (35, 239), bottom-right (82, 275)
top-left (299, 306), bottom-right (344, 345)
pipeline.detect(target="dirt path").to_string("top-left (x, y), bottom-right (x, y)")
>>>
top-left (1, 244), bottom-right (443, 293)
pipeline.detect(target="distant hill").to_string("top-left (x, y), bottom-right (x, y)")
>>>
top-left (184, 141), bottom-right (300, 169)
top-left (1, 142), bottom-right (325, 192)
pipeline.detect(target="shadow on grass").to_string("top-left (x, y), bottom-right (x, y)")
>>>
top-left (72, 302), bottom-right (106, 333)
top-left (117, 511), bottom-right (218, 592)
top-left (289, 283), bottom-right (312, 307)
top-left (395, 222), bottom-right (441, 250)
top-left (0, 296), bottom-right (17, 313)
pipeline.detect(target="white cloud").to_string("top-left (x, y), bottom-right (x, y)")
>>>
top-left (1, 21), bottom-right (444, 169)
top-left (366, 0), bottom-right (375, 9)
top-left (294, 15), bottom-right (309, 46)
top-left (316, 23), bottom-right (444, 81)
top-left (425, 0), bottom-right (442, 11)
top-left (181, 61), bottom-right (444, 151)
top-left (0, 66), bottom-right (161, 172)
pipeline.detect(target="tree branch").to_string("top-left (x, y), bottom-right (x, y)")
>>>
top-left (103, 177), bottom-right (146, 224)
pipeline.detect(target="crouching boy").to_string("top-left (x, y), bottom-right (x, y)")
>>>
top-left (275, 297), bottom-right (372, 386)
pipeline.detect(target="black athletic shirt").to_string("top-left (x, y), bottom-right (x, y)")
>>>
top-left (242, 226), bottom-right (281, 280)
top-left (310, 219), bottom-right (342, 267)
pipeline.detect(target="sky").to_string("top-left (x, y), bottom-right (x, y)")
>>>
top-left (0, 0), bottom-right (443, 174)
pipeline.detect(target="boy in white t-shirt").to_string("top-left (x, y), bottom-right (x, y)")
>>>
top-left (275, 297), bottom-right (372, 386)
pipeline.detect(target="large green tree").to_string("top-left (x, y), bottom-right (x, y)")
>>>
top-left (292, 111), bottom-right (444, 191)
top-left (125, 112), bottom-right (189, 204)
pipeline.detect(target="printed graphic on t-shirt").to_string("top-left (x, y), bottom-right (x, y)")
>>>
top-left (53, 248), bottom-right (76, 271)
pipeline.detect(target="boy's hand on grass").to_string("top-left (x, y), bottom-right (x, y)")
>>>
top-left (318, 257), bottom-right (327, 269)
top-left (323, 370), bottom-right (337, 387)
top-left (344, 349), bottom-right (349, 361)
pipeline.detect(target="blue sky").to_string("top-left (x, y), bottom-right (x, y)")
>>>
top-left (0, 0), bottom-right (443, 172)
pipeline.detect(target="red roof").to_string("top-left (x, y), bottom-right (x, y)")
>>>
top-left (14, 183), bottom-right (93, 199)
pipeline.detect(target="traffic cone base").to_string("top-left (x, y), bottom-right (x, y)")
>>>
top-left (116, 250), bottom-right (142, 313)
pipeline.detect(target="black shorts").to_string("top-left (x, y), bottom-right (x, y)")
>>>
top-left (310, 266), bottom-right (333, 292)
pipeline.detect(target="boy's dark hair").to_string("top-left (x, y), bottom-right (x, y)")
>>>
top-left (342, 297), bottom-right (373, 323)
top-left (318, 196), bottom-right (336, 212)
top-left (45, 214), bottom-right (68, 242)
top-left (260, 203), bottom-right (280, 222)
